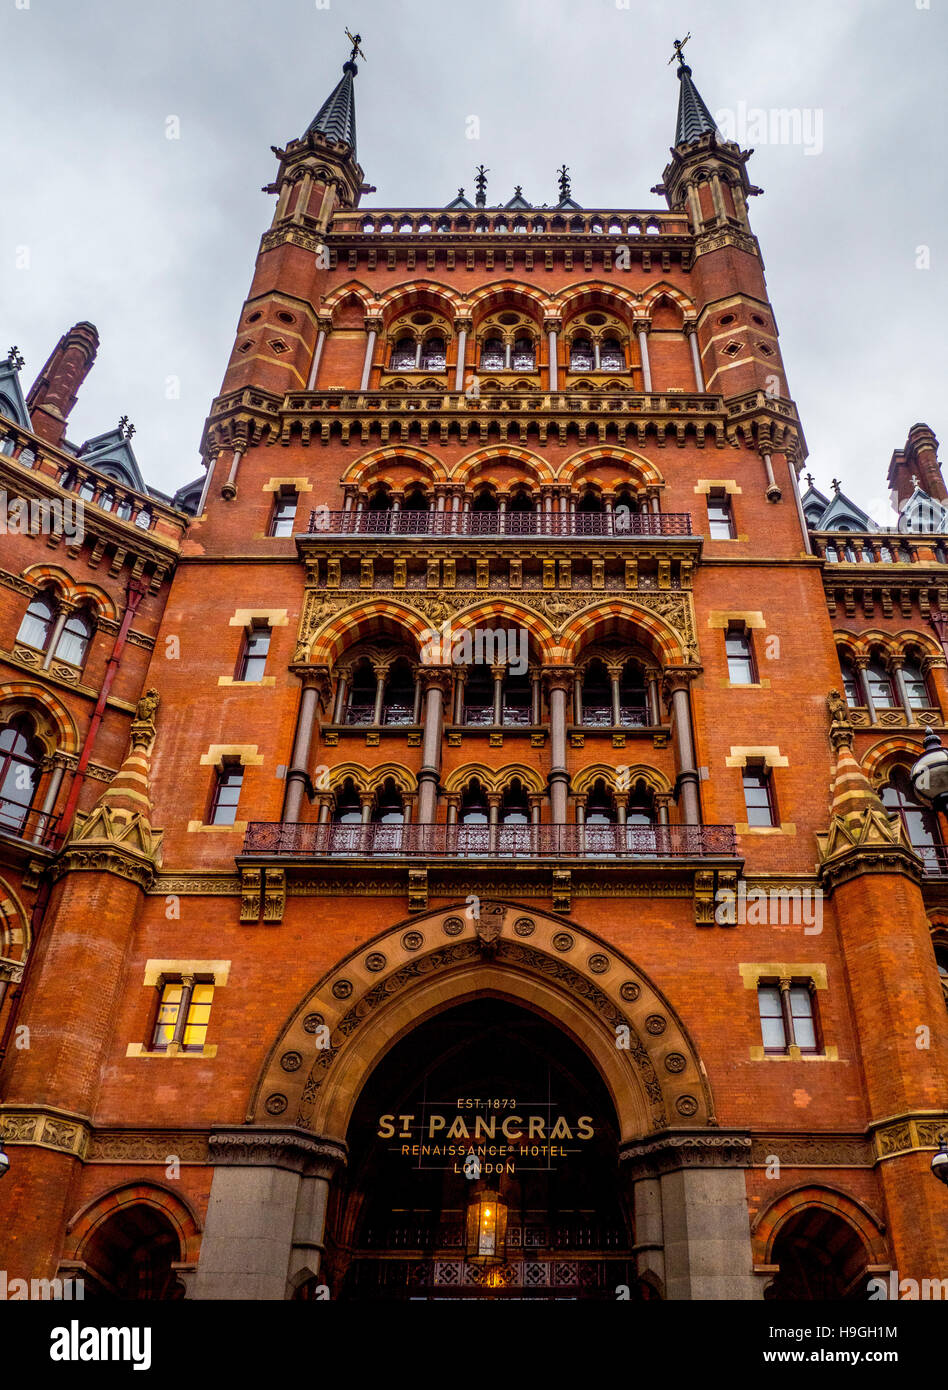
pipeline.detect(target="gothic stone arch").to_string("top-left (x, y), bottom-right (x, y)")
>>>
top-left (250, 900), bottom-right (715, 1147)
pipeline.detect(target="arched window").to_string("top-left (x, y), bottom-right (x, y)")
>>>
top-left (391, 337), bottom-right (417, 371)
top-left (403, 485), bottom-right (429, 515)
top-left (345, 660), bottom-right (377, 726)
top-left (625, 781), bottom-right (656, 827)
top-left (16, 593), bottom-right (56, 652)
top-left (333, 778), bottom-right (363, 825)
top-left (867, 658), bottom-right (896, 709)
top-left (462, 665), bottom-right (494, 725)
top-left (470, 489), bottom-right (499, 534)
top-left (55, 609), bottom-right (93, 667)
top-left (838, 652), bottom-right (861, 707)
top-left (374, 779), bottom-right (405, 824)
top-left (383, 658), bottom-right (416, 726)
top-left (881, 768), bottom-right (943, 864)
top-left (507, 489), bottom-right (534, 514)
top-left (577, 490), bottom-right (604, 513)
top-left (459, 778), bottom-right (489, 825)
top-left (902, 657), bottom-right (931, 710)
top-left (480, 337), bottom-right (505, 372)
top-left (619, 662), bottom-right (649, 727)
top-left (511, 337), bottom-right (535, 371)
top-left (500, 779), bottom-right (530, 825)
top-left (0, 714), bottom-right (44, 835)
top-left (585, 779), bottom-right (617, 826)
top-left (581, 660), bottom-right (612, 727)
top-left (570, 338), bottom-right (595, 372)
top-left (600, 337), bottom-right (625, 372)
top-left (420, 336), bottom-right (446, 371)
top-left (502, 666), bottom-right (532, 726)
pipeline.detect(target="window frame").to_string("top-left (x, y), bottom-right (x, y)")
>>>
top-left (268, 487), bottom-right (299, 538)
top-left (757, 978), bottom-right (821, 1056)
top-left (149, 975), bottom-right (216, 1054)
top-left (742, 762), bottom-right (777, 827)
top-left (208, 759), bottom-right (244, 826)
top-left (236, 621), bottom-right (271, 682)
top-left (707, 490), bottom-right (736, 539)
top-left (725, 622), bottom-right (757, 685)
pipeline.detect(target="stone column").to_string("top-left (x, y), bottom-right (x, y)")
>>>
top-left (620, 1133), bottom-right (757, 1300)
top-left (360, 317), bottom-right (382, 391)
top-left (453, 318), bottom-right (472, 392)
top-left (417, 668), bottom-right (452, 824)
top-left (607, 662), bottom-right (624, 727)
top-left (685, 322), bottom-right (705, 392)
top-left (194, 1130), bottom-right (346, 1300)
top-left (283, 668), bottom-right (331, 823)
top-left (645, 668), bottom-right (662, 727)
top-left (371, 660), bottom-right (391, 726)
top-left (331, 666), bottom-right (350, 725)
top-left (854, 655), bottom-right (877, 724)
top-left (453, 670), bottom-right (467, 725)
top-left (306, 317), bottom-right (331, 390)
top-left (663, 668), bottom-right (702, 825)
top-left (888, 656), bottom-right (914, 721)
top-left (544, 318), bottom-right (561, 391)
top-left (530, 668), bottom-right (542, 726)
top-left (491, 663), bottom-right (506, 726)
top-left (543, 667), bottom-right (573, 824)
top-left (634, 318), bottom-right (652, 392)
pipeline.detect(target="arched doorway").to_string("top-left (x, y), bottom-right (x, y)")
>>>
top-left (78, 1205), bottom-right (185, 1300)
top-left (765, 1209), bottom-right (873, 1300)
top-left (325, 999), bottom-right (641, 1300)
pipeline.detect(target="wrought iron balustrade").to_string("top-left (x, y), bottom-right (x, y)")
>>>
top-left (0, 802), bottom-right (59, 848)
top-left (243, 821), bottom-right (738, 859)
top-left (307, 509), bottom-right (693, 538)
top-left (914, 843), bottom-right (948, 877)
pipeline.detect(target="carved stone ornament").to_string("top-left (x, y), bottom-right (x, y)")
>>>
top-left (475, 901), bottom-right (506, 956)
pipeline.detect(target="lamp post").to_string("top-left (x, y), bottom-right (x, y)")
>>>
top-left (932, 1136), bottom-right (948, 1188)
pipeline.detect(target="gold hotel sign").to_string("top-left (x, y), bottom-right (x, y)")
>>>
top-left (377, 1098), bottom-right (596, 1174)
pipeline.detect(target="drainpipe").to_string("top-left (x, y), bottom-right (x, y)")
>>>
top-left (54, 577), bottom-right (148, 850)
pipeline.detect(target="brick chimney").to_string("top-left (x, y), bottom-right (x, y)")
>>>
top-left (26, 321), bottom-right (99, 447)
top-left (887, 423), bottom-right (946, 506)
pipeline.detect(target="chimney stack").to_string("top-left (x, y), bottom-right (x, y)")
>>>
top-left (26, 321), bottom-right (100, 447)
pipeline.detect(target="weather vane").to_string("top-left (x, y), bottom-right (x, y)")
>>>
top-left (668, 33), bottom-right (692, 66)
top-left (557, 164), bottom-right (571, 200)
top-left (345, 28), bottom-right (366, 63)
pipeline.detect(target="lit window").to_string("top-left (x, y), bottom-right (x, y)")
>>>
top-left (707, 492), bottom-right (735, 539)
top-left (743, 764), bottom-right (776, 827)
top-left (237, 623), bottom-right (271, 681)
top-left (209, 761), bottom-right (243, 825)
top-left (269, 489), bottom-right (298, 537)
top-left (151, 979), bottom-right (215, 1052)
top-left (725, 624), bottom-right (756, 684)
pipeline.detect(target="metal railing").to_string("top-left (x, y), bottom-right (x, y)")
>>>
top-left (0, 802), bottom-right (59, 849)
top-left (243, 821), bottom-right (738, 859)
top-left (307, 509), bottom-right (693, 538)
top-left (914, 843), bottom-right (948, 877)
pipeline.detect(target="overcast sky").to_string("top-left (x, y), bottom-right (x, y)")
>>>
top-left (2, 0), bottom-right (945, 518)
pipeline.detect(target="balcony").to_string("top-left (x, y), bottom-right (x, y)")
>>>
top-left (306, 510), bottom-right (693, 538)
top-left (0, 803), bottom-right (59, 851)
top-left (242, 821), bottom-right (738, 860)
top-left (915, 843), bottom-right (948, 878)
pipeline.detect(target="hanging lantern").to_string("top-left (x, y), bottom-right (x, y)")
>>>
top-left (466, 1183), bottom-right (508, 1263)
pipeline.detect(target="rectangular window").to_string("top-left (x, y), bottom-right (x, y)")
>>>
top-left (725, 623), bottom-right (756, 684)
top-left (757, 980), bottom-right (820, 1055)
top-left (743, 764), bottom-right (776, 827)
top-left (151, 979), bottom-right (215, 1052)
top-left (236, 622), bottom-right (271, 681)
top-left (269, 488), bottom-right (298, 537)
top-left (209, 760), bottom-right (244, 826)
top-left (707, 492), bottom-right (735, 539)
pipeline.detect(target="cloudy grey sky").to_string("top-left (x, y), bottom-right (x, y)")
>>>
top-left (2, 0), bottom-right (945, 518)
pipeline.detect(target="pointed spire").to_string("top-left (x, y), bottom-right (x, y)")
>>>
top-left (305, 37), bottom-right (362, 155)
top-left (674, 59), bottom-right (720, 146)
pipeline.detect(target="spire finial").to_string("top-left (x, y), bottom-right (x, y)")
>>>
top-left (831, 477), bottom-right (841, 495)
top-left (119, 414), bottom-right (136, 440)
top-left (557, 164), bottom-right (571, 200)
top-left (344, 28), bottom-right (366, 65)
top-left (668, 32), bottom-right (692, 68)
top-left (474, 164), bottom-right (489, 207)
top-left (7, 346), bottom-right (24, 371)
top-left (805, 472), bottom-right (814, 489)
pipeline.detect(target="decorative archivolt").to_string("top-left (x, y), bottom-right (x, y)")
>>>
top-left (835, 630), bottom-right (944, 662)
top-left (860, 736), bottom-right (926, 789)
top-left (376, 280), bottom-right (466, 323)
top-left (575, 641), bottom-right (657, 674)
top-left (300, 592), bottom-right (696, 672)
top-left (20, 565), bottom-right (117, 621)
top-left (326, 762), bottom-right (418, 795)
top-left (250, 901), bottom-right (716, 1144)
top-left (64, 1183), bottom-right (203, 1268)
top-left (320, 281), bottom-right (377, 317)
top-left (557, 446), bottom-right (665, 491)
top-left (339, 447), bottom-right (450, 489)
top-left (557, 281), bottom-right (641, 318)
top-left (450, 445), bottom-right (557, 488)
top-left (441, 763), bottom-right (546, 796)
top-left (0, 684), bottom-right (79, 755)
top-left (572, 763), bottom-right (672, 796)
top-left (466, 281), bottom-right (553, 319)
top-left (638, 281), bottom-right (697, 321)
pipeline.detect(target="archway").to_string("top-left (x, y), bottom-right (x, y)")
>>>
top-left (325, 998), bottom-right (645, 1301)
top-left (78, 1205), bottom-right (185, 1300)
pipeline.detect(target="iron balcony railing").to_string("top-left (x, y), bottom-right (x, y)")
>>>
top-left (243, 821), bottom-right (738, 859)
top-left (306, 510), bottom-right (693, 538)
top-left (0, 802), bottom-right (60, 849)
top-left (914, 843), bottom-right (948, 877)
